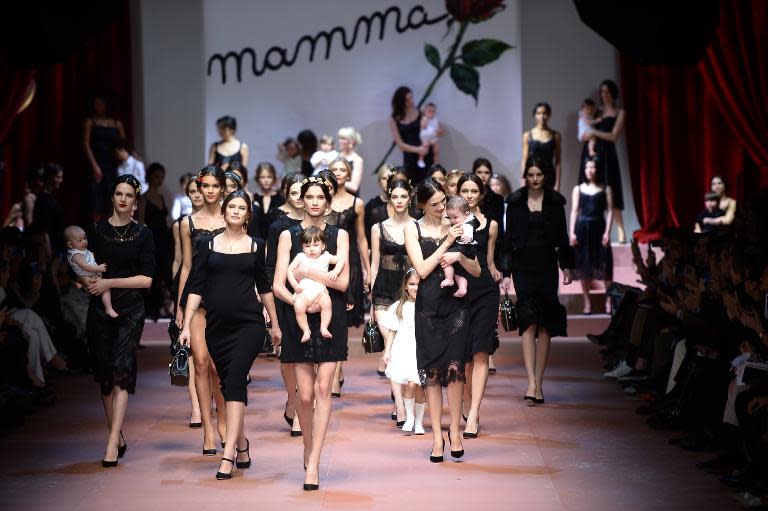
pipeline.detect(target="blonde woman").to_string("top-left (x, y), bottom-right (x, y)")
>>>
top-left (337, 127), bottom-right (364, 194)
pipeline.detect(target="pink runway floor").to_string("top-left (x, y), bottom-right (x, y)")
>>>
top-left (0, 325), bottom-right (737, 511)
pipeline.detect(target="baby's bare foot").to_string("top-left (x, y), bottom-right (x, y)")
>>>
top-left (440, 279), bottom-right (454, 288)
top-left (300, 330), bottom-right (311, 343)
top-left (453, 287), bottom-right (467, 298)
top-left (320, 327), bottom-right (332, 339)
top-left (105, 308), bottom-right (119, 319)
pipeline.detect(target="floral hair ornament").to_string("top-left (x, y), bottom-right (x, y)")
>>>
top-left (301, 176), bottom-right (328, 187)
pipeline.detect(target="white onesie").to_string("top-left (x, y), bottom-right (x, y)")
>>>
top-left (67, 248), bottom-right (100, 278)
top-left (420, 115), bottom-right (440, 145)
top-left (292, 251), bottom-right (333, 302)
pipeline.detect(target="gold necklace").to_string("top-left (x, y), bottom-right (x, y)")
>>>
top-left (222, 234), bottom-right (241, 253)
top-left (111, 220), bottom-right (131, 241)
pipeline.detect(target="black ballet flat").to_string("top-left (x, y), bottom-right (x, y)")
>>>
top-left (189, 422), bottom-right (202, 429)
top-left (101, 458), bottom-right (118, 468)
top-left (117, 431), bottom-right (127, 459)
top-left (235, 438), bottom-right (251, 469)
top-left (430, 438), bottom-right (445, 463)
top-left (448, 432), bottom-right (464, 459)
top-left (216, 457), bottom-right (234, 480)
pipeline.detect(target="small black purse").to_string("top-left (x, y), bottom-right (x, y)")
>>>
top-left (263, 320), bottom-right (275, 355)
top-left (499, 293), bottom-right (518, 332)
top-left (169, 341), bottom-right (190, 387)
top-left (362, 319), bottom-right (384, 353)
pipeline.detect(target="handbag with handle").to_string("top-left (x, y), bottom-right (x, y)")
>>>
top-left (362, 319), bottom-right (384, 353)
top-left (499, 292), bottom-right (518, 332)
top-left (263, 320), bottom-right (275, 354)
top-left (169, 341), bottom-right (190, 387)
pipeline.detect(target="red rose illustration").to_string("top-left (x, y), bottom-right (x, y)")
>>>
top-left (445, 0), bottom-right (505, 23)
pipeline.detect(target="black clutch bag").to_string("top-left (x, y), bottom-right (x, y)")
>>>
top-left (263, 320), bottom-right (275, 354)
top-left (499, 293), bottom-right (518, 332)
top-left (168, 319), bottom-right (180, 352)
top-left (362, 319), bottom-right (384, 353)
top-left (169, 341), bottom-right (190, 387)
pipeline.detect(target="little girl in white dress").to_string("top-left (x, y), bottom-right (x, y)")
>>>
top-left (382, 269), bottom-right (427, 434)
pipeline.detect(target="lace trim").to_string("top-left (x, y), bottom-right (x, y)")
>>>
top-left (380, 224), bottom-right (405, 245)
top-left (419, 362), bottom-right (466, 387)
top-left (96, 222), bottom-right (142, 244)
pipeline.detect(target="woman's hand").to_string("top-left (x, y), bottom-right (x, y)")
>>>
top-left (382, 350), bottom-right (391, 366)
top-left (562, 269), bottom-right (573, 285)
top-left (416, 145), bottom-right (428, 156)
top-left (179, 327), bottom-right (192, 348)
top-left (86, 276), bottom-right (111, 296)
top-left (439, 251), bottom-right (461, 268)
top-left (500, 277), bottom-right (512, 294)
top-left (270, 323), bottom-right (283, 347)
top-left (569, 234), bottom-right (578, 247)
top-left (447, 224), bottom-right (463, 243)
top-left (602, 233), bottom-right (610, 247)
top-left (92, 164), bottom-right (103, 183)
top-left (489, 264), bottom-right (502, 282)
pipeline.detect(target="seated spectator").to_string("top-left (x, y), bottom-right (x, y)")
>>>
top-left (694, 192), bottom-right (727, 234)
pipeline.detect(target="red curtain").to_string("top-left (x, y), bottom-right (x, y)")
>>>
top-left (621, 0), bottom-right (767, 242)
top-left (0, 2), bottom-right (132, 223)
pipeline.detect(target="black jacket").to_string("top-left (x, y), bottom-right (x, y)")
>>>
top-left (502, 186), bottom-right (574, 275)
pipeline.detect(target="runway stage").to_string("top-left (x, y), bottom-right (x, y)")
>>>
top-left (0, 324), bottom-right (736, 511)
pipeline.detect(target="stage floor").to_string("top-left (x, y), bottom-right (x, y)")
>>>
top-left (0, 331), bottom-right (736, 511)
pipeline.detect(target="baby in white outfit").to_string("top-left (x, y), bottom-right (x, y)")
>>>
top-left (418, 102), bottom-right (441, 168)
top-left (65, 225), bottom-right (117, 318)
top-left (288, 226), bottom-right (345, 342)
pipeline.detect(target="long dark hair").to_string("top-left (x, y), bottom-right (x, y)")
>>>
top-left (457, 173), bottom-right (486, 206)
top-left (391, 86), bottom-right (412, 121)
top-left (600, 80), bottom-right (620, 104)
top-left (281, 172), bottom-right (305, 198)
top-left (414, 177), bottom-right (444, 206)
top-left (221, 189), bottom-right (252, 226)
top-left (196, 165), bottom-right (226, 189)
top-left (472, 158), bottom-right (492, 173)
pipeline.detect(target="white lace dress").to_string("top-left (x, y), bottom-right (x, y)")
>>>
top-left (382, 300), bottom-right (420, 385)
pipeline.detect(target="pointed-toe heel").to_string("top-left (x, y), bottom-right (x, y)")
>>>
top-left (235, 438), bottom-right (251, 469)
top-left (448, 432), bottom-right (465, 459)
top-left (117, 431), bottom-right (127, 459)
top-left (430, 437), bottom-right (445, 463)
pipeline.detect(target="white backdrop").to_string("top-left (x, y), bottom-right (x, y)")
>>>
top-left (202, 0), bottom-right (522, 199)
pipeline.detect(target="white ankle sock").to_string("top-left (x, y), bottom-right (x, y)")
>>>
top-left (402, 398), bottom-right (415, 432)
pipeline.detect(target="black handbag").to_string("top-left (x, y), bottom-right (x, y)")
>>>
top-left (362, 319), bottom-right (384, 353)
top-left (263, 320), bottom-right (275, 354)
top-left (499, 293), bottom-right (518, 332)
top-left (169, 341), bottom-right (190, 387)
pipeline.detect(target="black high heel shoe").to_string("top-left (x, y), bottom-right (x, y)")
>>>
top-left (203, 435), bottom-right (217, 456)
top-left (430, 436), bottom-right (445, 463)
top-left (303, 463), bottom-right (319, 491)
top-left (101, 458), bottom-right (118, 468)
top-left (118, 431), bottom-right (127, 458)
top-left (448, 432), bottom-right (464, 459)
top-left (189, 421), bottom-right (202, 429)
top-left (523, 395), bottom-right (536, 406)
top-left (235, 438), bottom-right (251, 469)
top-left (283, 401), bottom-right (294, 427)
top-left (216, 458), bottom-right (235, 480)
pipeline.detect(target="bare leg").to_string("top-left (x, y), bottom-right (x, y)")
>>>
top-left (440, 264), bottom-right (455, 288)
top-left (331, 362), bottom-right (343, 396)
top-left (391, 379), bottom-right (405, 422)
top-left (101, 290), bottom-right (118, 318)
top-left (463, 360), bottom-right (473, 418)
top-left (280, 363), bottom-right (301, 433)
top-left (102, 388), bottom-right (128, 462)
top-left (465, 352), bottom-right (489, 435)
top-left (188, 357), bottom-right (201, 425)
top-left (522, 324), bottom-right (537, 398)
top-left (318, 293), bottom-right (333, 338)
top-left (581, 279), bottom-right (592, 314)
top-left (302, 362), bottom-right (336, 487)
top-left (432, 140), bottom-right (440, 164)
top-left (210, 365), bottom-right (227, 443)
top-left (534, 328), bottom-right (552, 401)
top-left (218, 401), bottom-right (244, 475)
top-left (447, 379), bottom-right (464, 453)
top-left (293, 296), bottom-right (311, 342)
top-left (294, 363), bottom-right (316, 469)
top-left (613, 208), bottom-right (626, 243)
top-left (453, 274), bottom-right (468, 298)
top-left (190, 310), bottom-right (216, 451)
top-left (425, 383), bottom-right (445, 457)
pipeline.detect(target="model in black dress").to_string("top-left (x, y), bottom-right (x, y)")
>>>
top-left (207, 115), bottom-right (249, 171)
top-left (389, 86), bottom-right (431, 184)
top-left (176, 166), bottom-right (228, 454)
top-left (520, 102), bottom-right (562, 191)
top-left (273, 179), bottom-right (349, 490)
top-left (570, 159), bottom-right (614, 314)
top-left (404, 179), bottom-right (480, 462)
top-left (84, 96), bottom-right (125, 219)
top-left (456, 173), bottom-right (501, 438)
top-left (504, 161), bottom-right (574, 405)
top-left (85, 175), bottom-right (154, 467)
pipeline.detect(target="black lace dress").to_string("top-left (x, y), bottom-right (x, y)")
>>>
top-left (511, 211), bottom-right (567, 337)
top-left (327, 199), bottom-right (365, 327)
top-left (574, 190), bottom-right (613, 281)
top-left (413, 223), bottom-right (470, 386)
top-left (371, 222), bottom-right (409, 311)
top-left (179, 216), bottom-right (225, 310)
top-left (466, 220), bottom-right (501, 355)
top-left (579, 116), bottom-right (624, 210)
top-left (279, 224), bottom-right (348, 363)
top-left (186, 237), bottom-right (269, 404)
top-left (85, 220), bottom-right (155, 395)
